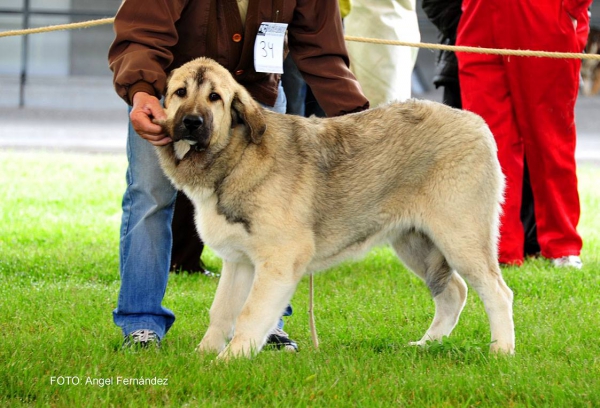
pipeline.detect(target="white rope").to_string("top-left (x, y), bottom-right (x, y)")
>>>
top-left (2, 17), bottom-right (599, 60)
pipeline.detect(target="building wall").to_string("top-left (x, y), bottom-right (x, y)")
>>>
top-left (69, 0), bottom-right (121, 76)
top-left (0, 0), bottom-right (121, 107)
top-left (0, 0), bottom-right (119, 76)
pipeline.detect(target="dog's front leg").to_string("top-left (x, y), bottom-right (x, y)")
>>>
top-left (217, 259), bottom-right (305, 360)
top-left (196, 261), bottom-right (254, 354)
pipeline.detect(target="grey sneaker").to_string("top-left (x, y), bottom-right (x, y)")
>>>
top-left (551, 255), bottom-right (583, 269)
top-left (122, 329), bottom-right (161, 349)
top-left (265, 328), bottom-right (298, 352)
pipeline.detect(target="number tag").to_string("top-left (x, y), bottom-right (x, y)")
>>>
top-left (254, 22), bottom-right (288, 74)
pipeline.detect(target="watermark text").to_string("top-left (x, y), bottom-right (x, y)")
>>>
top-left (50, 376), bottom-right (168, 387)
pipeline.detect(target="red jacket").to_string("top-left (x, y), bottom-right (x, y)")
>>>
top-left (108, 0), bottom-right (369, 116)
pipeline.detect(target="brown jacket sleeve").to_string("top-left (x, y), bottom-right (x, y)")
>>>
top-left (108, 0), bottom-right (188, 105)
top-left (287, 0), bottom-right (369, 116)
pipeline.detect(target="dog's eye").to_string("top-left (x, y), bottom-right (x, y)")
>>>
top-left (209, 92), bottom-right (221, 102)
top-left (175, 88), bottom-right (187, 97)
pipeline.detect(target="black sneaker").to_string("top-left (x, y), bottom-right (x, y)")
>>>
top-left (200, 269), bottom-right (220, 278)
top-left (265, 328), bottom-right (298, 352)
top-left (122, 329), bottom-right (161, 349)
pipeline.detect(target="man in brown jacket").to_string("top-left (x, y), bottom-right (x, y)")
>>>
top-left (108, 0), bottom-right (369, 350)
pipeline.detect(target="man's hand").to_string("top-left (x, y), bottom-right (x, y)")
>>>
top-left (130, 92), bottom-right (171, 146)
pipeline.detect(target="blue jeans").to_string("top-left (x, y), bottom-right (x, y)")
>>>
top-left (114, 85), bottom-right (290, 339)
top-left (281, 55), bottom-right (326, 118)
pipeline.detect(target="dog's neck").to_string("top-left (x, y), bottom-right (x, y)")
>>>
top-left (156, 128), bottom-right (275, 201)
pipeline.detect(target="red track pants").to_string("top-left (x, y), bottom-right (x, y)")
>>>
top-left (456, 0), bottom-right (587, 264)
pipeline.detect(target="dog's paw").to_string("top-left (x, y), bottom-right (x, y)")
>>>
top-left (195, 342), bottom-right (217, 354)
top-left (409, 334), bottom-right (439, 347)
top-left (215, 345), bottom-right (245, 361)
top-left (489, 341), bottom-right (515, 355)
top-left (215, 348), bottom-right (234, 362)
top-left (195, 332), bottom-right (227, 354)
top-left (216, 338), bottom-right (258, 360)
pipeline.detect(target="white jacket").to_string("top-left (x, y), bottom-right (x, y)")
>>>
top-left (345, 0), bottom-right (420, 107)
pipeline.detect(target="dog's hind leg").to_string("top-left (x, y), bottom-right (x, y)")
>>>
top-left (445, 251), bottom-right (514, 354)
top-left (196, 261), bottom-right (255, 354)
top-left (392, 232), bottom-right (468, 346)
top-left (426, 221), bottom-right (515, 354)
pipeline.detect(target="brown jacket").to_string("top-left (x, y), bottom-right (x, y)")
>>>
top-left (108, 0), bottom-right (369, 116)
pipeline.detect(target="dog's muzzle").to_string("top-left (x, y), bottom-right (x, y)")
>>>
top-left (183, 114), bottom-right (203, 133)
top-left (175, 114), bottom-right (209, 150)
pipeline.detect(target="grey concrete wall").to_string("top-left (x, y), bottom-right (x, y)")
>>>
top-left (68, 0), bottom-right (120, 76)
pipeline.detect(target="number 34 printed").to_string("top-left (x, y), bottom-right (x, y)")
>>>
top-left (258, 40), bottom-right (275, 59)
top-left (254, 22), bottom-right (287, 74)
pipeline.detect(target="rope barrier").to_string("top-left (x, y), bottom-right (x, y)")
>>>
top-left (0, 17), bottom-right (114, 38)
top-left (2, 16), bottom-right (600, 60)
top-left (344, 35), bottom-right (600, 61)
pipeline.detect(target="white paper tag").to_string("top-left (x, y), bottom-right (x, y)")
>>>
top-left (254, 22), bottom-right (288, 74)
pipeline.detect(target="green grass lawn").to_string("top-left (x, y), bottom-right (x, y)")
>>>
top-left (1, 151), bottom-right (599, 407)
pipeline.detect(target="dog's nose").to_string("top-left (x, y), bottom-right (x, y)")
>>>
top-left (183, 115), bottom-right (203, 131)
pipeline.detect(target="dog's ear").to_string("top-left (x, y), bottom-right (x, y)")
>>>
top-left (231, 90), bottom-right (267, 144)
top-left (162, 72), bottom-right (175, 109)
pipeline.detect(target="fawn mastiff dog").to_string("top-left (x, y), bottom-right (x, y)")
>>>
top-left (155, 57), bottom-right (515, 359)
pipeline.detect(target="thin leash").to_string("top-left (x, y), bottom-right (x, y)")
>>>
top-left (308, 274), bottom-right (319, 349)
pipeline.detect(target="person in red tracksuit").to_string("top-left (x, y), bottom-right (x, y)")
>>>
top-left (456, 0), bottom-right (591, 268)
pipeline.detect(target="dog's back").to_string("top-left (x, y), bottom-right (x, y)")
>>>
top-left (259, 99), bottom-right (503, 272)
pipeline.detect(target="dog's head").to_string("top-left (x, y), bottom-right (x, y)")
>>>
top-left (160, 57), bottom-right (267, 158)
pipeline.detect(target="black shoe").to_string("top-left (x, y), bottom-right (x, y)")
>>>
top-left (171, 264), bottom-right (219, 277)
top-left (200, 269), bottom-right (220, 278)
top-left (265, 328), bottom-right (298, 352)
top-left (122, 329), bottom-right (161, 349)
